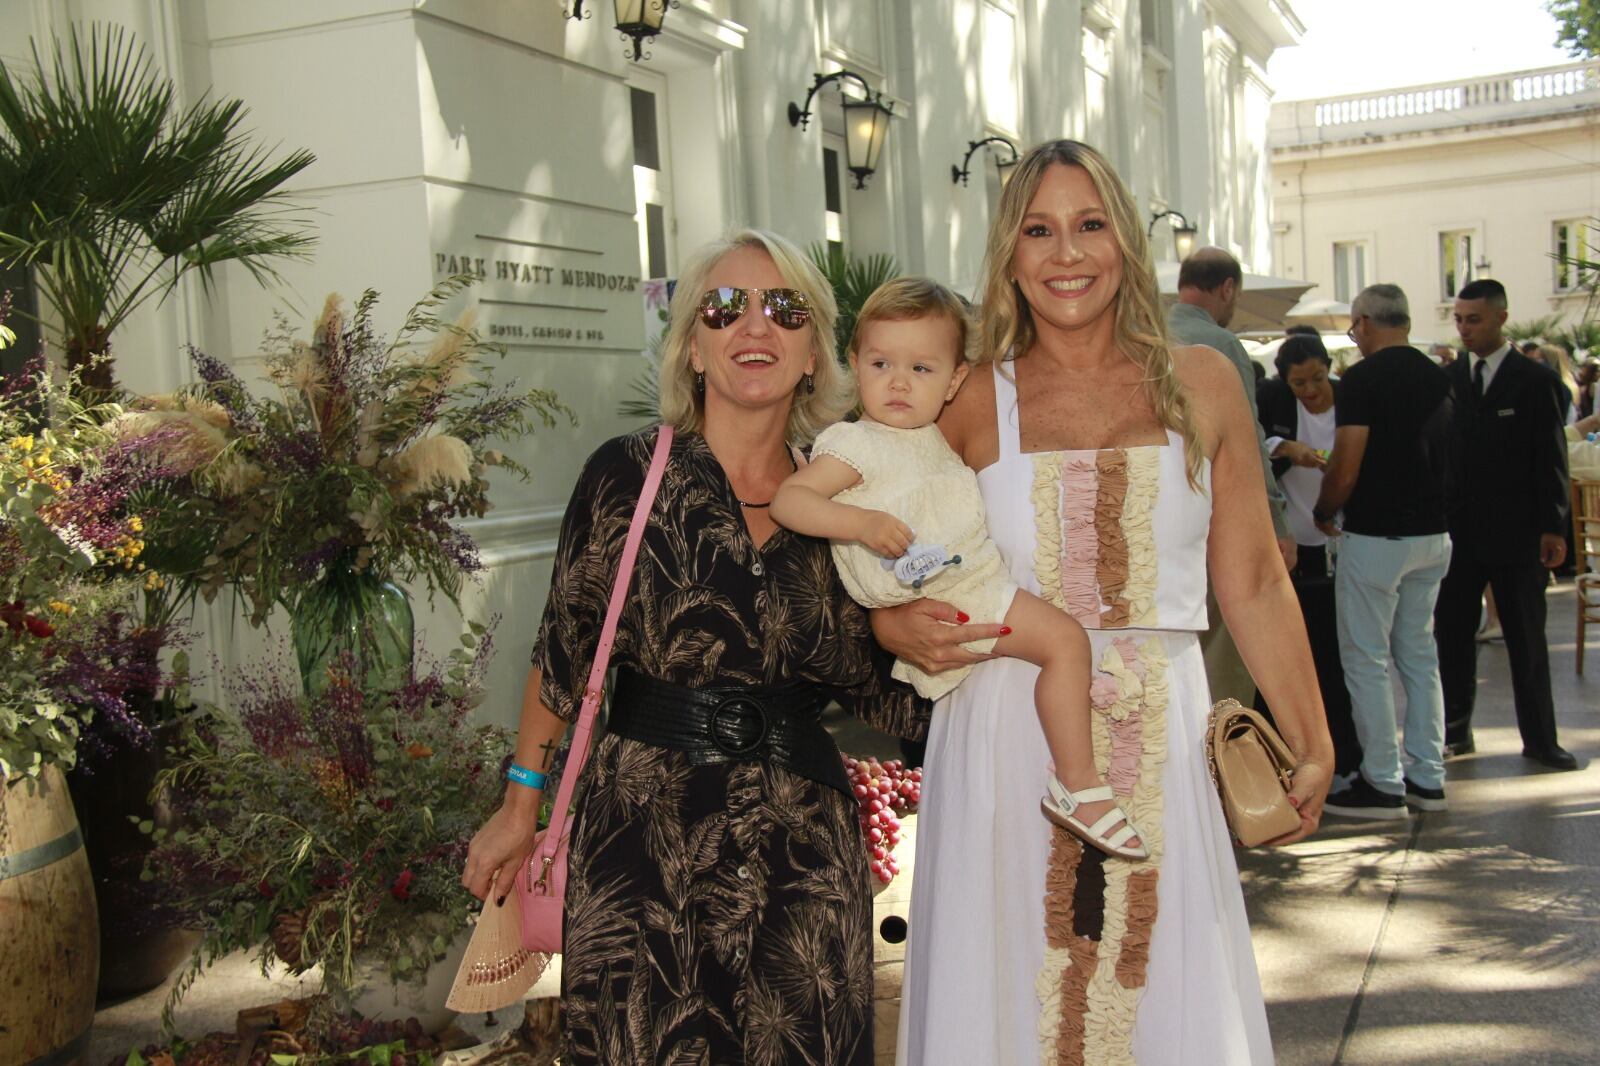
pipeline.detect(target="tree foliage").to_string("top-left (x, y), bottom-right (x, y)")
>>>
top-left (1548, 0), bottom-right (1600, 58)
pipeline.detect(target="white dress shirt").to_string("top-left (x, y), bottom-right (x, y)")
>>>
top-left (1470, 342), bottom-right (1512, 394)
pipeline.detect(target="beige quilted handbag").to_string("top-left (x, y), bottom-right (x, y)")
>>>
top-left (1205, 698), bottom-right (1302, 846)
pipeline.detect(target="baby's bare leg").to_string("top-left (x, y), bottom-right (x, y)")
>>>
top-left (991, 591), bottom-right (1141, 851)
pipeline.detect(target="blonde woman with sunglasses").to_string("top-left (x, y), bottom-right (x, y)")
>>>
top-left (463, 229), bottom-right (926, 1064)
top-left (871, 141), bottom-right (1334, 1065)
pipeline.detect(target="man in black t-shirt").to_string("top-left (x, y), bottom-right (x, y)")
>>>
top-left (1312, 284), bottom-right (1455, 818)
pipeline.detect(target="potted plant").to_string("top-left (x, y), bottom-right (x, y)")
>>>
top-left (143, 629), bottom-right (509, 1033)
top-left (0, 25), bottom-right (315, 392)
top-left (0, 350), bottom-right (196, 1057)
top-left (170, 279), bottom-right (569, 693)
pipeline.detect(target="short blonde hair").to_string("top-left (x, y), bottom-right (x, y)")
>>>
top-left (849, 276), bottom-right (974, 365)
top-left (657, 229), bottom-right (851, 444)
top-left (976, 139), bottom-right (1203, 487)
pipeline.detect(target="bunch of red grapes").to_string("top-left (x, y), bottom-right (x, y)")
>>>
top-left (844, 755), bottom-right (923, 886)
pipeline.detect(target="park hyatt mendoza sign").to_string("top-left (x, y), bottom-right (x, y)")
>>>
top-left (432, 249), bottom-right (642, 347)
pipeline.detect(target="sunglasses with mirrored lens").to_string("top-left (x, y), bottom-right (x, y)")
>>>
top-left (696, 287), bottom-right (812, 330)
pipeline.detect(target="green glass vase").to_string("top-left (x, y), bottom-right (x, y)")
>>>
top-left (291, 566), bottom-right (414, 696)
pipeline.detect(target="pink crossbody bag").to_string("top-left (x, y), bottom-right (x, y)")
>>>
top-left (516, 423), bottom-right (673, 952)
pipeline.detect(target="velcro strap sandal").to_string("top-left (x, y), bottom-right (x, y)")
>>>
top-left (1041, 779), bottom-right (1149, 860)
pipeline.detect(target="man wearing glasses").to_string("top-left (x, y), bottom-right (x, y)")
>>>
top-left (1313, 285), bottom-right (1455, 818)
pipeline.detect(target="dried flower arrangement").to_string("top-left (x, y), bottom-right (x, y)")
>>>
top-left (153, 277), bottom-right (571, 626)
top-left (1, 353), bottom-right (187, 780)
top-left (143, 627), bottom-right (508, 1025)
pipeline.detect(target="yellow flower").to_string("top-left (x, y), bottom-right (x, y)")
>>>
top-left (128, 515), bottom-right (144, 533)
top-left (8, 435), bottom-right (33, 453)
top-left (143, 572), bottom-right (166, 591)
top-left (405, 742), bottom-right (434, 760)
top-left (47, 600), bottom-right (74, 616)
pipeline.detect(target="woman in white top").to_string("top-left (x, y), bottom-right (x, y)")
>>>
top-left (1258, 334), bottom-right (1339, 579)
top-left (1255, 333), bottom-right (1360, 776)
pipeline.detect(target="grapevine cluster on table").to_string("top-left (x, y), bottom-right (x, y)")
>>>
top-left (844, 755), bottom-right (923, 886)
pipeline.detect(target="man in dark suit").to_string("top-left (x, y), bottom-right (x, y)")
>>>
top-left (1435, 279), bottom-right (1577, 771)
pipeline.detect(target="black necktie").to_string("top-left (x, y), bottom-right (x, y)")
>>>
top-left (1473, 357), bottom-right (1486, 399)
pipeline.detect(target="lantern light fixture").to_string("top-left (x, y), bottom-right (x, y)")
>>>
top-left (951, 135), bottom-right (1020, 186)
top-left (1147, 209), bottom-right (1199, 261)
top-left (788, 70), bottom-right (895, 189)
top-left (613, 0), bottom-right (676, 62)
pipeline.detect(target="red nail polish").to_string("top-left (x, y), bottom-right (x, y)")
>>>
top-left (955, 611), bottom-right (971, 624)
top-left (999, 625), bottom-right (1012, 635)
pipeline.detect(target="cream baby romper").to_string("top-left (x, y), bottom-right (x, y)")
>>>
top-left (811, 419), bottom-right (1018, 700)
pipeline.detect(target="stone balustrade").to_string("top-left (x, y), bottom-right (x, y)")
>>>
top-left (1270, 60), bottom-right (1600, 147)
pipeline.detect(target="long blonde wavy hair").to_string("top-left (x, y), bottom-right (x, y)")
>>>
top-left (657, 229), bottom-right (852, 445)
top-left (976, 139), bottom-right (1203, 486)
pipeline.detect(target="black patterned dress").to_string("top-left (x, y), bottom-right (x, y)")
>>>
top-left (533, 428), bottom-right (927, 1065)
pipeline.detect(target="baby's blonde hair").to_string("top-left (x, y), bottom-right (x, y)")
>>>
top-left (849, 276), bottom-right (974, 366)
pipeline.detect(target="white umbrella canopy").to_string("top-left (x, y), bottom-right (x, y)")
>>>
top-left (1283, 297), bottom-right (1353, 331)
top-left (1154, 262), bottom-right (1315, 334)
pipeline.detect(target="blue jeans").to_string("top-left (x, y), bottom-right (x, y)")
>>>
top-left (1335, 532), bottom-right (1453, 793)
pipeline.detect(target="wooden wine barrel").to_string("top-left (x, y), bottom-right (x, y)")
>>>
top-left (0, 766), bottom-right (99, 1065)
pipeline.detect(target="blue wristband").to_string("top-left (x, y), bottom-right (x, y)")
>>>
top-left (507, 764), bottom-right (548, 790)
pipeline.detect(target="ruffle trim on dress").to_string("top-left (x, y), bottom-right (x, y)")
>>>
top-left (1037, 637), bottom-right (1171, 1066)
top-left (1031, 448), bottom-right (1161, 631)
top-left (1121, 449), bottom-right (1161, 628)
top-left (1061, 455), bottom-right (1103, 626)
top-left (1033, 452), bottom-right (1067, 615)
top-left (1094, 451), bottom-right (1131, 628)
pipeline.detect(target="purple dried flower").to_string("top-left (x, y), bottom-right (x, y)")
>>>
top-left (307, 653), bottom-right (374, 787)
top-left (186, 345), bottom-right (260, 434)
top-left (43, 430), bottom-right (184, 549)
top-left (257, 427), bottom-right (325, 475)
top-left (49, 611), bottom-right (186, 765)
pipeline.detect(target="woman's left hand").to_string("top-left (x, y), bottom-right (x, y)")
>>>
top-left (1263, 756), bottom-right (1332, 846)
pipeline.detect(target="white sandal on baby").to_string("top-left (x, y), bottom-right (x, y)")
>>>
top-left (1041, 779), bottom-right (1148, 860)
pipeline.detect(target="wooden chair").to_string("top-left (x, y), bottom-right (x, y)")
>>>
top-left (1574, 478), bottom-right (1600, 674)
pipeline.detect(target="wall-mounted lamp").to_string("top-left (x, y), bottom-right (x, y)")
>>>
top-left (788, 71), bottom-right (895, 189)
top-left (614, 0), bottom-right (676, 61)
top-left (951, 136), bottom-right (1020, 186)
top-left (1147, 209), bottom-right (1199, 261)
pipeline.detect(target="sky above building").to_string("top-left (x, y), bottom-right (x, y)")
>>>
top-left (1268, 0), bottom-right (1574, 101)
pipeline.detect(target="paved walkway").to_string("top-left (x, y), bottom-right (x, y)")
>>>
top-left (90, 584), bottom-right (1598, 1064)
top-left (1249, 579), bottom-right (1598, 1066)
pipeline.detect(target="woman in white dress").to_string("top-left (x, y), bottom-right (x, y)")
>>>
top-left (873, 140), bottom-right (1335, 1065)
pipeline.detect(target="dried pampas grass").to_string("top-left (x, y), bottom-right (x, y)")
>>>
top-left (110, 409), bottom-right (229, 474)
top-left (387, 434), bottom-right (473, 498)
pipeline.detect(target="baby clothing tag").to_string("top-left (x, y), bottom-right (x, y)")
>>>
top-left (882, 543), bottom-right (964, 589)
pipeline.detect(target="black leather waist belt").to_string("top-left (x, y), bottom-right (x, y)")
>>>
top-left (608, 670), bottom-right (850, 797)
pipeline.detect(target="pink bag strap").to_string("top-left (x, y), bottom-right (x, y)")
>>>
top-left (533, 424), bottom-right (673, 869)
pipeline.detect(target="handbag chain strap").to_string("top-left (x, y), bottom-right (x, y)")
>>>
top-left (530, 425), bottom-right (674, 880)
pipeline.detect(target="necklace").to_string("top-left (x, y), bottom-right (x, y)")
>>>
top-left (734, 448), bottom-right (798, 509)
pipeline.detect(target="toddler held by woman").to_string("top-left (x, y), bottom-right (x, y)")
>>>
top-left (771, 277), bottom-right (1143, 859)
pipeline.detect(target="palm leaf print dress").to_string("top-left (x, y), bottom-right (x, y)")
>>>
top-left (534, 428), bottom-right (926, 1065)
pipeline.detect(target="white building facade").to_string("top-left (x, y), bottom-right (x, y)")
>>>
top-left (2, 0), bottom-right (1301, 721)
top-left (1270, 60), bottom-right (1600, 342)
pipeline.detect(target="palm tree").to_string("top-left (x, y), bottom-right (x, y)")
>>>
top-left (807, 243), bottom-right (899, 357)
top-left (0, 25), bottom-right (316, 390)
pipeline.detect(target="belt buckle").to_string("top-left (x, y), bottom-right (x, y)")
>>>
top-left (708, 694), bottom-right (769, 757)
